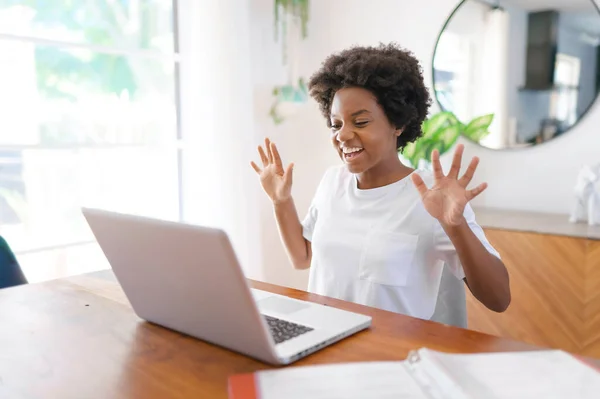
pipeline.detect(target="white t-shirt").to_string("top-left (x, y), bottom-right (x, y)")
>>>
top-left (301, 165), bottom-right (500, 320)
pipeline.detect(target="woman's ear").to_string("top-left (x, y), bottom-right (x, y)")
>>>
top-left (395, 127), bottom-right (404, 137)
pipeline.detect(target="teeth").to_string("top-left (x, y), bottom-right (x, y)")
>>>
top-left (342, 147), bottom-right (363, 154)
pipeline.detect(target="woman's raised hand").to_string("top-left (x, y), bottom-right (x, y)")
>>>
top-left (250, 138), bottom-right (294, 205)
top-left (411, 144), bottom-right (487, 227)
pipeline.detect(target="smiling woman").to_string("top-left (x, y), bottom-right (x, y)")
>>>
top-left (307, 44), bottom-right (429, 187)
top-left (327, 87), bottom-right (407, 180)
top-left (250, 43), bottom-right (511, 322)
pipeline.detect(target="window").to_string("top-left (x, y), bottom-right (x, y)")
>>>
top-left (552, 53), bottom-right (580, 125)
top-left (433, 31), bottom-right (474, 117)
top-left (0, 1), bottom-right (182, 282)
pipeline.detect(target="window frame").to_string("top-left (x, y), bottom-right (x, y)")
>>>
top-left (0, 0), bottom-right (184, 257)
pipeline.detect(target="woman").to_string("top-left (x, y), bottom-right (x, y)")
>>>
top-left (251, 43), bottom-right (510, 320)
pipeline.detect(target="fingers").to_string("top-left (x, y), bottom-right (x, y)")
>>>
top-left (284, 163), bottom-right (294, 186)
top-left (270, 141), bottom-right (283, 167)
top-left (459, 156), bottom-right (479, 188)
top-left (250, 161), bottom-right (262, 174)
top-left (467, 182), bottom-right (488, 201)
top-left (254, 138), bottom-right (288, 176)
top-left (448, 144), bottom-right (464, 179)
top-left (411, 173), bottom-right (428, 197)
top-left (431, 149), bottom-right (444, 181)
top-left (265, 138), bottom-right (274, 164)
top-left (257, 138), bottom-right (278, 167)
top-left (257, 145), bottom-right (269, 167)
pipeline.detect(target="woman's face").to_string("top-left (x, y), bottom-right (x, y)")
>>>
top-left (329, 87), bottom-right (401, 174)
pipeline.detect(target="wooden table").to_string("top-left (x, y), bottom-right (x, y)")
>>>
top-left (0, 270), bottom-right (595, 399)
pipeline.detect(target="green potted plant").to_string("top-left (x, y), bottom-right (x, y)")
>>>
top-left (269, 77), bottom-right (308, 125)
top-left (274, 0), bottom-right (310, 65)
top-left (269, 0), bottom-right (310, 125)
top-left (401, 112), bottom-right (494, 168)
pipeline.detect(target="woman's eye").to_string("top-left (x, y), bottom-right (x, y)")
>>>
top-left (355, 121), bottom-right (368, 127)
top-left (331, 124), bottom-right (342, 130)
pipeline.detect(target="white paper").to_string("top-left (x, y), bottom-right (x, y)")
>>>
top-left (257, 361), bottom-right (429, 399)
top-left (423, 349), bottom-right (600, 399)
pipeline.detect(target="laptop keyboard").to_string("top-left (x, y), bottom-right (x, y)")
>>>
top-left (263, 315), bottom-right (314, 344)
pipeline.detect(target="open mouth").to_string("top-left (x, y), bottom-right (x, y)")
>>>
top-left (342, 147), bottom-right (364, 161)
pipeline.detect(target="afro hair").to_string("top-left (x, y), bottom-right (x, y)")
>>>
top-left (308, 43), bottom-right (432, 150)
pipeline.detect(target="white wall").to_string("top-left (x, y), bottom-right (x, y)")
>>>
top-left (249, 0), bottom-right (338, 288)
top-left (247, 0), bottom-right (600, 289)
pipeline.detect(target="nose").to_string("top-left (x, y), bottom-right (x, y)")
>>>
top-left (336, 124), bottom-right (354, 143)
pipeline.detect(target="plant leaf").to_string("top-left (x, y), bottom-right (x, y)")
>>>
top-left (423, 141), bottom-right (438, 163)
top-left (412, 138), bottom-right (432, 165)
top-left (447, 112), bottom-right (460, 124)
top-left (405, 111), bottom-right (492, 168)
top-left (402, 138), bottom-right (428, 168)
top-left (442, 124), bottom-right (461, 147)
top-left (402, 141), bottom-right (416, 158)
top-left (464, 127), bottom-right (491, 142)
top-left (422, 111), bottom-right (454, 139)
top-left (464, 114), bottom-right (494, 136)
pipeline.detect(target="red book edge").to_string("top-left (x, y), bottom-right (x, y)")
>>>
top-left (573, 355), bottom-right (600, 372)
top-left (228, 373), bottom-right (260, 399)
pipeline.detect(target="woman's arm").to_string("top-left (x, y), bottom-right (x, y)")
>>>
top-left (250, 138), bottom-right (311, 270)
top-left (411, 144), bottom-right (511, 313)
top-left (273, 198), bottom-right (312, 270)
top-left (443, 220), bottom-right (511, 312)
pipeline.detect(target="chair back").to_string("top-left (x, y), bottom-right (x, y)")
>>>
top-left (430, 264), bottom-right (467, 328)
top-left (0, 235), bottom-right (27, 289)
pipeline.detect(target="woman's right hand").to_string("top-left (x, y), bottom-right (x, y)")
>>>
top-left (251, 138), bottom-right (294, 205)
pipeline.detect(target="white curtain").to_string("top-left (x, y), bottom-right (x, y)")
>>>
top-left (475, 8), bottom-right (510, 149)
top-left (177, 0), bottom-right (263, 280)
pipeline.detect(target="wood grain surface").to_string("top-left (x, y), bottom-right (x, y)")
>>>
top-left (584, 240), bottom-right (600, 356)
top-left (0, 269), bottom-right (592, 399)
top-left (467, 229), bottom-right (600, 358)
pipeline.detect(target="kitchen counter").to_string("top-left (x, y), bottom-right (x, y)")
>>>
top-left (467, 207), bottom-right (600, 358)
top-left (473, 207), bottom-right (600, 240)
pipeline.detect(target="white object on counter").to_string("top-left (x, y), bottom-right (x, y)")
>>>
top-left (570, 164), bottom-right (600, 226)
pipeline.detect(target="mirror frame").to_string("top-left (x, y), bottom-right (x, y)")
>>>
top-left (431, 0), bottom-right (600, 150)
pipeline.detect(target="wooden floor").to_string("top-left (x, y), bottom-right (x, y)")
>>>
top-left (467, 229), bottom-right (600, 358)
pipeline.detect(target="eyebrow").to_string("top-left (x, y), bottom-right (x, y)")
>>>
top-left (330, 109), bottom-right (371, 118)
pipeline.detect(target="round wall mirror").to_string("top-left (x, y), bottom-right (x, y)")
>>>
top-left (432, 0), bottom-right (600, 149)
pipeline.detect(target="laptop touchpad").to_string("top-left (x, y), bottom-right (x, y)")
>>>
top-left (257, 296), bottom-right (310, 315)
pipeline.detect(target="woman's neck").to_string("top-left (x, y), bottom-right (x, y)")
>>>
top-left (355, 157), bottom-right (414, 190)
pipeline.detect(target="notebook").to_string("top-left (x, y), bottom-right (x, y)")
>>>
top-left (228, 348), bottom-right (600, 399)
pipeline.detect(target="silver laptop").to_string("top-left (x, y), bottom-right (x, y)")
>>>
top-left (82, 208), bottom-right (371, 365)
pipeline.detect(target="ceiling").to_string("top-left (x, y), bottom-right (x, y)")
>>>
top-left (562, 12), bottom-right (600, 36)
top-left (497, 0), bottom-right (600, 36)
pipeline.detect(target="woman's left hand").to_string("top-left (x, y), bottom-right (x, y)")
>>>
top-left (411, 144), bottom-right (487, 227)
